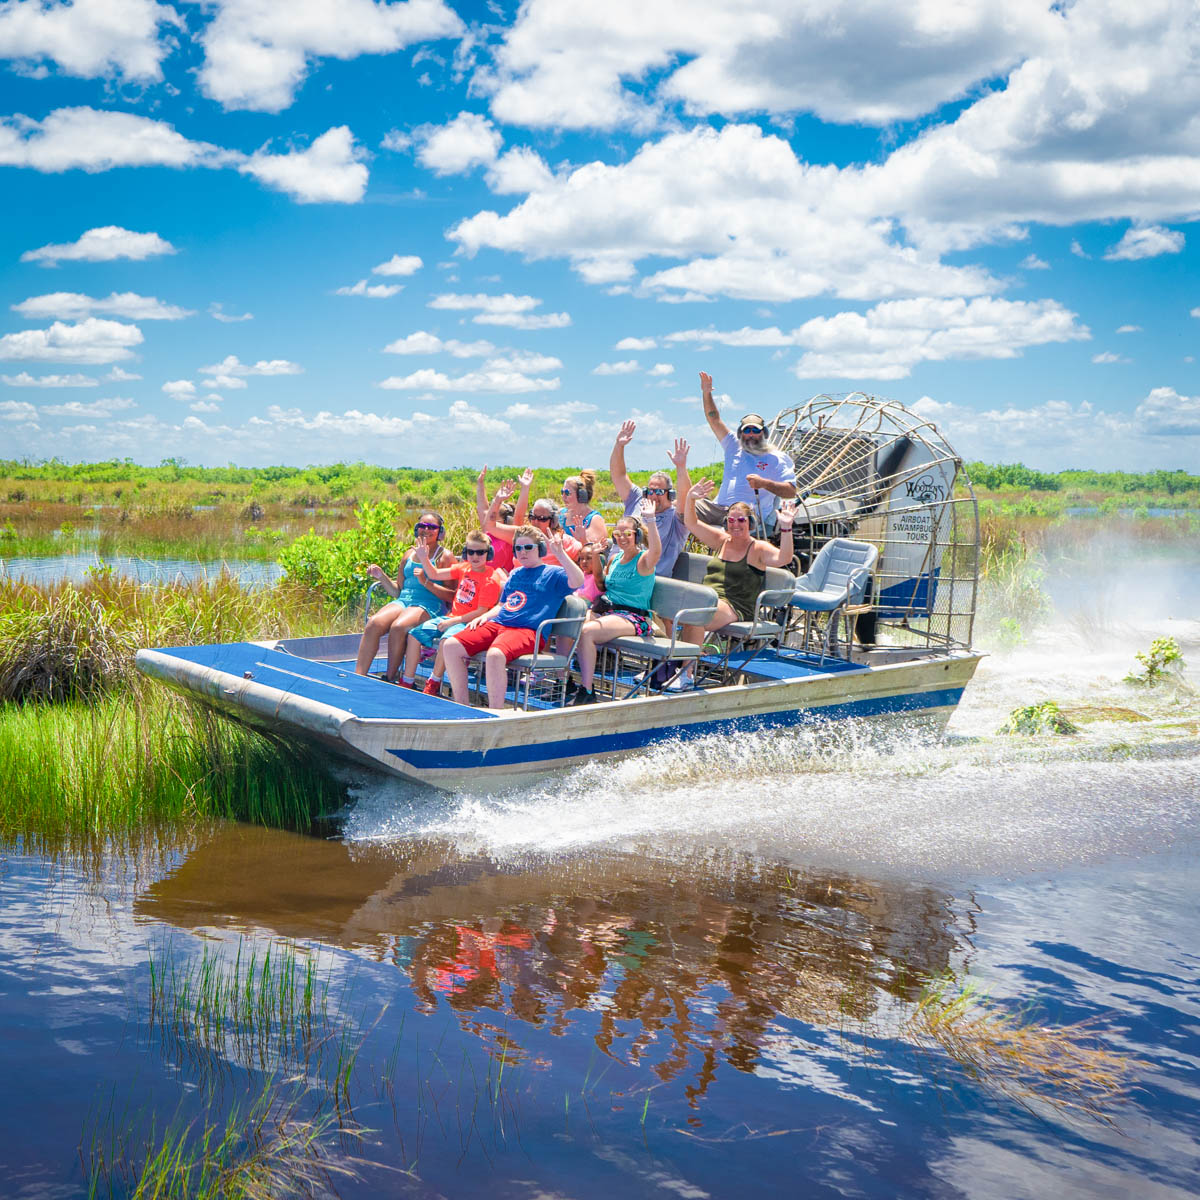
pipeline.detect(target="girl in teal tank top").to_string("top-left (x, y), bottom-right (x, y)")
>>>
top-left (571, 504), bottom-right (663, 704)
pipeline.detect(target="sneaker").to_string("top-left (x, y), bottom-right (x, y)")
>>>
top-left (663, 668), bottom-right (695, 693)
top-left (571, 687), bottom-right (598, 706)
top-left (563, 678), bottom-right (580, 702)
top-left (396, 678), bottom-right (414, 689)
top-left (422, 677), bottom-right (442, 696)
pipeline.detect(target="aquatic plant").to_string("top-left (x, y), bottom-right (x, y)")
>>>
top-left (0, 574), bottom-right (348, 702)
top-left (1124, 636), bottom-right (1185, 687)
top-left (905, 974), bottom-right (1134, 1123)
top-left (0, 687), bottom-right (345, 838)
top-left (998, 701), bottom-right (1079, 735)
top-left (85, 1077), bottom-right (361, 1200)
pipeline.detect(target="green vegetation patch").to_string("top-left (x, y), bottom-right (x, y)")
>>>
top-left (0, 690), bottom-right (345, 839)
top-left (998, 701), bottom-right (1080, 736)
top-left (1124, 636), bottom-right (1185, 687)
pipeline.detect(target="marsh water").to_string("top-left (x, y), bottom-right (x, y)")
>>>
top-left (2, 556), bottom-right (1198, 1197)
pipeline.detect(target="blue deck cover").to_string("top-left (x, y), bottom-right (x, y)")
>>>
top-left (158, 643), bottom-right (494, 721)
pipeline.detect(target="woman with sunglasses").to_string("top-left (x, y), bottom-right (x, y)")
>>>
top-left (667, 479), bottom-right (796, 691)
top-left (559, 470), bottom-right (608, 546)
top-left (477, 464), bottom-right (535, 572)
top-left (442, 526), bottom-right (585, 710)
top-left (698, 370), bottom-right (797, 532)
top-left (355, 510), bottom-right (454, 680)
top-left (570, 498), bottom-right (662, 705)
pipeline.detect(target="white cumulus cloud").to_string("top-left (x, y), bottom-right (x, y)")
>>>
top-left (162, 379), bottom-right (196, 399)
top-left (13, 291), bottom-right (191, 320)
top-left (373, 253), bottom-right (423, 276)
top-left (382, 332), bottom-right (495, 357)
top-left (379, 366), bottom-right (559, 393)
top-left (1134, 387), bottom-right (1200, 436)
top-left (0, 318), bottom-right (143, 364)
top-left (428, 292), bottom-right (570, 329)
top-left (199, 354), bottom-right (303, 377)
top-left (1103, 225), bottom-right (1185, 262)
top-left (41, 394), bottom-right (135, 418)
top-left (238, 126), bottom-right (368, 203)
top-left (2, 371), bottom-right (98, 387)
top-left (592, 360), bottom-right (639, 375)
top-left (197, 0), bottom-right (463, 113)
top-left (415, 110), bottom-right (502, 175)
top-left (20, 225), bottom-right (176, 266)
top-left (335, 279), bottom-right (402, 298)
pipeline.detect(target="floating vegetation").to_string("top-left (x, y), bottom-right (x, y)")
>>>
top-left (1063, 705), bottom-right (1150, 724)
top-left (905, 974), bottom-right (1135, 1123)
top-left (998, 701), bottom-right (1080, 736)
top-left (1124, 636), bottom-right (1185, 687)
top-left (0, 688), bottom-right (345, 839)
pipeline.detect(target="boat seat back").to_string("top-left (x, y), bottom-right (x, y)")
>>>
top-left (670, 551), bottom-right (710, 584)
top-left (791, 538), bottom-right (878, 610)
top-left (648, 577), bottom-right (719, 626)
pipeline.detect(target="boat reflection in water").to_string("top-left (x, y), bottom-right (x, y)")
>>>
top-left (136, 824), bottom-right (968, 1101)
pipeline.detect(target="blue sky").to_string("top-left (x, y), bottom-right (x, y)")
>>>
top-left (1, 0), bottom-right (1198, 471)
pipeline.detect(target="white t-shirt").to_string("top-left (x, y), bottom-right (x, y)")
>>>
top-left (716, 432), bottom-right (796, 524)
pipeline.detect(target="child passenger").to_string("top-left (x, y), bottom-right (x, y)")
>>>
top-left (399, 530), bottom-right (508, 693)
top-left (442, 526), bottom-right (585, 710)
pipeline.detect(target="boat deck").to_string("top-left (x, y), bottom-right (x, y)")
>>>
top-left (153, 642), bottom-right (870, 719)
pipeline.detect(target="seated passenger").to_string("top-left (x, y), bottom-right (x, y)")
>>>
top-left (574, 542), bottom-right (606, 606)
top-left (608, 420), bottom-right (692, 576)
top-left (559, 470), bottom-right (608, 545)
top-left (397, 529), bottom-right (508, 693)
top-left (571, 499), bottom-right (661, 705)
top-left (667, 479), bottom-right (796, 691)
top-left (442, 526), bottom-right (585, 710)
top-left (355, 511), bottom-right (454, 679)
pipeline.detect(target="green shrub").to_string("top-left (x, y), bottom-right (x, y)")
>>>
top-left (998, 701), bottom-right (1079, 735)
top-left (1124, 636), bottom-right (1184, 687)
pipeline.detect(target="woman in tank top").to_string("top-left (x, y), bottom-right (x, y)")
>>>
top-left (559, 470), bottom-right (608, 546)
top-left (355, 509), bottom-right (455, 681)
top-left (570, 499), bottom-right (661, 705)
top-left (666, 479), bottom-right (796, 691)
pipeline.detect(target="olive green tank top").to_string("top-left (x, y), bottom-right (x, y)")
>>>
top-left (702, 547), bottom-right (764, 621)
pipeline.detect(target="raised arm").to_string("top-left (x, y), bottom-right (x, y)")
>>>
top-left (753, 499), bottom-right (796, 569)
top-left (474, 465), bottom-right (490, 525)
top-left (667, 437), bottom-right (692, 511)
top-left (513, 466), bottom-right (534, 524)
top-left (546, 532), bottom-right (585, 588)
top-left (700, 371), bottom-right (730, 441)
top-left (635, 496), bottom-right (662, 575)
top-left (609, 420), bottom-right (636, 502)
top-left (683, 478), bottom-right (727, 552)
top-left (485, 479), bottom-right (519, 541)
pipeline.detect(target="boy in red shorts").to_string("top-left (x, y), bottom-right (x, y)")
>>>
top-left (397, 528), bottom-right (508, 692)
top-left (443, 525), bottom-right (584, 709)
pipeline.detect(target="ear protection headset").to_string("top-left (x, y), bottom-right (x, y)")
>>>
top-left (536, 537), bottom-right (549, 558)
top-left (461, 541), bottom-right (494, 562)
top-left (567, 480), bottom-right (590, 504)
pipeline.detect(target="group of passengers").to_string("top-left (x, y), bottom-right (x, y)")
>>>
top-left (355, 371), bottom-right (800, 709)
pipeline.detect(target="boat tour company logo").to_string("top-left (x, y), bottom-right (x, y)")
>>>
top-left (906, 474), bottom-right (946, 504)
top-left (502, 591), bottom-right (527, 613)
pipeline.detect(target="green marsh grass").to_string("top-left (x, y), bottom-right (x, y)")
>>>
top-left (0, 688), bottom-right (345, 839)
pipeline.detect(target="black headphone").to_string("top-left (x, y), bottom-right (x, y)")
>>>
top-left (567, 480), bottom-right (589, 504)
top-left (461, 540), bottom-right (494, 562)
top-left (737, 414), bottom-right (768, 439)
top-left (536, 536), bottom-right (549, 558)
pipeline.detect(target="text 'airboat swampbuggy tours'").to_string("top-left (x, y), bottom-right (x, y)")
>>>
top-left (136, 395), bottom-right (984, 791)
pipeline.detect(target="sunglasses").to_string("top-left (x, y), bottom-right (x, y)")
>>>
top-left (645, 487), bottom-right (668, 496)
top-left (560, 488), bottom-right (575, 495)
top-left (740, 425), bottom-right (764, 436)
top-left (615, 526), bottom-right (637, 536)
top-left (415, 522), bottom-right (440, 532)
top-left (726, 515), bottom-right (750, 525)
top-left (463, 547), bottom-right (489, 557)
top-left (513, 542), bottom-right (539, 553)
top-left (531, 513), bottom-right (552, 522)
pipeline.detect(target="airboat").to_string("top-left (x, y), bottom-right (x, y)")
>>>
top-left (136, 395), bottom-right (983, 791)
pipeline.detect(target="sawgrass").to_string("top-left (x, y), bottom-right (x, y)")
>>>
top-left (0, 687), bottom-right (345, 838)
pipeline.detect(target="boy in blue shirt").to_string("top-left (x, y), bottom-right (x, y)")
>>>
top-left (443, 525), bottom-right (584, 709)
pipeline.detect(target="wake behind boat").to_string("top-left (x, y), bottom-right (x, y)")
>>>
top-left (136, 395), bottom-right (984, 791)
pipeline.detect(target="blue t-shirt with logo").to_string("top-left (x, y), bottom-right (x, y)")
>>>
top-left (495, 564), bottom-right (573, 630)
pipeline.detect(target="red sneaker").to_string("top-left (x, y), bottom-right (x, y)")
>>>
top-left (422, 677), bottom-right (442, 696)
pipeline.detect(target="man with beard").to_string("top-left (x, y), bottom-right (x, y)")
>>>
top-left (697, 369), bottom-right (797, 535)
